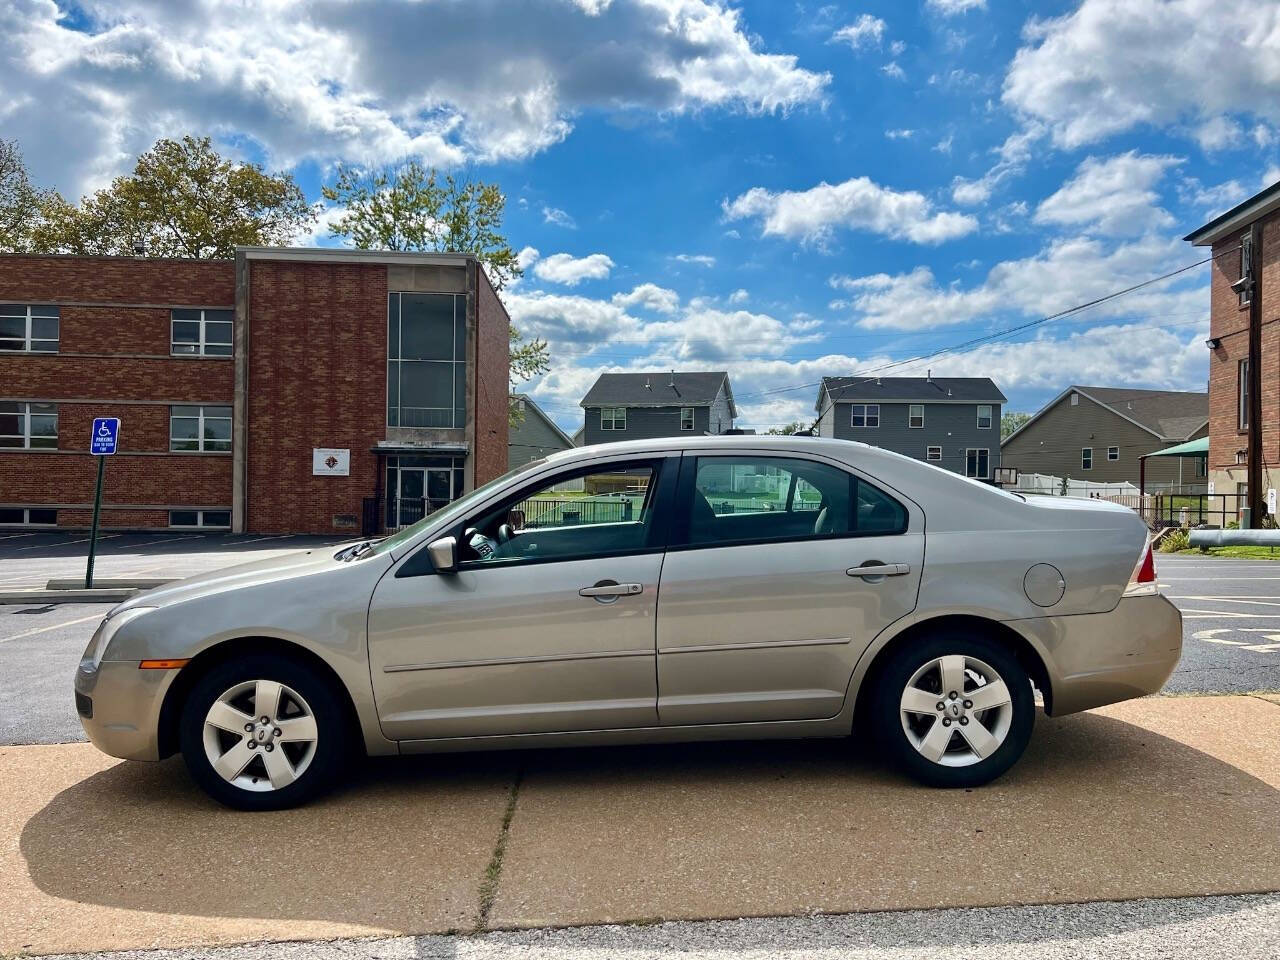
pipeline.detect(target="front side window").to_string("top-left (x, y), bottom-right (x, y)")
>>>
top-left (0, 508), bottom-right (57, 526)
top-left (1108, 446), bottom-right (1119, 461)
top-left (600, 407), bottom-right (627, 430)
top-left (0, 304), bottom-right (59, 353)
top-left (976, 404), bottom-right (993, 429)
top-left (965, 448), bottom-right (990, 479)
top-left (680, 407), bottom-right (695, 431)
top-left (851, 404), bottom-right (880, 428)
top-left (171, 309), bottom-right (233, 356)
top-left (170, 405), bottom-right (231, 452)
top-left (675, 455), bottom-right (906, 549)
top-left (387, 292), bottom-right (466, 429)
top-left (909, 404), bottom-right (924, 428)
top-left (170, 509), bottom-right (231, 528)
top-left (1081, 447), bottom-right (1093, 470)
top-left (457, 460), bottom-right (661, 566)
top-left (926, 446), bottom-right (942, 461)
top-left (0, 401), bottom-right (57, 449)
top-left (1238, 358), bottom-right (1250, 430)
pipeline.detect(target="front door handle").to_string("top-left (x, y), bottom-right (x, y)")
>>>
top-left (845, 563), bottom-right (911, 578)
top-left (579, 581), bottom-right (643, 600)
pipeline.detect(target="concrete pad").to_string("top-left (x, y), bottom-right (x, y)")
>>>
top-left (491, 696), bottom-right (1280, 928)
top-left (1, 744), bottom-right (515, 956)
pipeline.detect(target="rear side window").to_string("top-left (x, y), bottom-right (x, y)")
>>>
top-left (674, 455), bottom-right (906, 548)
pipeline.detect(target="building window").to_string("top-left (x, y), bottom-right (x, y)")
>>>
top-left (1081, 447), bottom-right (1093, 470)
top-left (170, 405), bottom-right (231, 452)
top-left (965, 448), bottom-right (989, 479)
top-left (1070, 392), bottom-right (1079, 405)
top-left (169, 510), bottom-right (231, 529)
top-left (0, 304), bottom-right (59, 353)
top-left (1196, 458), bottom-right (1207, 479)
top-left (1239, 238), bottom-right (1251, 306)
top-left (976, 404), bottom-right (993, 429)
top-left (1107, 446), bottom-right (1119, 461)
top-left (851, 404), bottom-right (880, 428)
top-left (0, 401), bottom-right (58, 449)
top-left (909, 404), bottom-right (924, 428)
top-left (387, 292), bottom-right (467, 429)
top-left (926, 446), bottom-right (942, 461)
top-left (1238, 358), bottom-right (1250, 430)
top-left (0, 508), bottom-right (57, 526)
top-left (680, 407), bottom-right (695, 431)
top-left (171, 309), bottom-right (233, 356)
top-left (600, 407), bottom-right (627, 431)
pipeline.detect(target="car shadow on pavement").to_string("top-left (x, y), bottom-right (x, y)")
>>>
top-left (16, 709), bottom-right (1280, 947)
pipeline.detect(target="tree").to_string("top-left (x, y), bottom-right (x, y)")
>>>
top-left (767, 420), bottom-right (813, 435)
top-left (324, 161), bottom-right (549, 421)
top-left (1001, 411), bottom-right (1031, 441)
top-left (28, 136), bottom-right (315, 258)
top-left (0, 139), bottom-right (57, 252)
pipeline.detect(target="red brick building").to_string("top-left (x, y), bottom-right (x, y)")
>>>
top-left (1, 248), bottom-right (510, 534)
top-left (1186, 180), bottom-right (1280, 519)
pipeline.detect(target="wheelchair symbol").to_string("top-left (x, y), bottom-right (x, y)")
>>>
top-left (97, 422), bottom-right (112, 437)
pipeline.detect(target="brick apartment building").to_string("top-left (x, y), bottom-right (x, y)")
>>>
top-left (1186, 179), bottom-right (1280, 517)
top-left (0, 248), bottom-right (510, 535)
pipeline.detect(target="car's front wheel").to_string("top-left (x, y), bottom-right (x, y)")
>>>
top-left (871, 632), bottom-right (1034, 788)
top-left (179, 653), bottom-right (350, 810)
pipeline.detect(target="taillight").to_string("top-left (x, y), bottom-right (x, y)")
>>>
top-left (1124, 544), bottom-right (1158, 596)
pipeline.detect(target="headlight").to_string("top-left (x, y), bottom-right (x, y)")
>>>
top-left (86, 607), bottom-right (157, 667)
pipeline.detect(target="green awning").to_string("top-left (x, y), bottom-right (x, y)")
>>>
top-left (1143, 436), bottom-right (1208, 458)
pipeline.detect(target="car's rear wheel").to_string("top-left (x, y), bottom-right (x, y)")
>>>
top-left (179, 653), bottom-right (349, 810)
top-left (871, 632), bottom-right (1034, 788)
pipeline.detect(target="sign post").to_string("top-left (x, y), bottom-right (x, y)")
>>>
top-left (86, 418), bottom-right (120, 589)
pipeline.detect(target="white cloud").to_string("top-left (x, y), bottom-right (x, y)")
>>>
top-left (729, 288), bottom-right (750, 304)
top-left (1265, 166), bottom-right (1280, 189)
top-left (1194, 116), bottom-right (1244, 152)
top-left (612, 283), bottom-right (680, 314)
top-left (830, 14), bottom-right (886, 51)
top-left (933, 135), bottom-right (954, 155)
top-left (1004, 0), bottom-right (1280, 149)
top-left (671, 253), bottom-right (717, 267)
top-left (1, 0), bottom-right (830, 195)
top-left (1034, 151), bottom-right (1182, 236)
top-left (890, 39), bottom-right (906, 56)
top-left (926, 0), bottom-right (987, 15)
top-left (949, 125), bottom-right (1042, 207)
top-left (292, 204), bottom-right (348, 247)
top-left (542, 206), bottom-right (577, 229)
top-left (531, 252), bottom-right (615, 286)
top-left (723, 176), bottom-right (978, 247)
top-left (885, 128), bottom-right (915, 140)
top-left (1178, 177), bottom-right (1248, 215)
top-left (881, 61), bottom-right (906, 81)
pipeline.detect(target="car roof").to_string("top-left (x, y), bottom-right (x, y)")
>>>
top-left (538, 433), bottom-right (874, 464)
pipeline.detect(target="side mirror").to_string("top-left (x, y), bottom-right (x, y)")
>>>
top-left (427, 536), bottom-right (458, 573)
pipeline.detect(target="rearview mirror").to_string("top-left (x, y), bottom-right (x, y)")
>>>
top-left (427, 536), bottom-right (458, 573)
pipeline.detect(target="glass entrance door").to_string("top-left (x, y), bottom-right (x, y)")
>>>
top-left (397, 468), bottom-right (426, 528)
top-left (427, 468), bottom-right (453, 509)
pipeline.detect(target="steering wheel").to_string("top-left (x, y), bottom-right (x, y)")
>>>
top-left (497, 523), bottom-right (513, 545)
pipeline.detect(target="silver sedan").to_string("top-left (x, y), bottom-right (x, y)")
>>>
top-left (75, 436), bottom-right (1181, 809)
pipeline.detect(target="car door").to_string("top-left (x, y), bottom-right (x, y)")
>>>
top-left (655, 451), bottom-right (924, 726)
top-left (367, 455), bottom-right (676, 742)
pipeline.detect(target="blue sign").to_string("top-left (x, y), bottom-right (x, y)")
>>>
top-left (90, 418), bottom-right (120, 455)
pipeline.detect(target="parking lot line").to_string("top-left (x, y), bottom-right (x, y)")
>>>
top-left (0, 613), bottom-right (102, 644)
top-left (1167, 595), bottom-right (1280, 607)
top-left (12, 534), bottom-right (120, 552)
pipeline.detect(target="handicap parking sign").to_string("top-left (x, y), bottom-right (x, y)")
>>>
top-left (90, 418), bottom-right (120, 455)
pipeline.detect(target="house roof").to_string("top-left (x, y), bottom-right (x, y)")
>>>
top-left (510, 393), bottom-right (574, 449)
top-left (1002, 385), bottom-right (1208, 447)
top-left (581, 371), bottom-right (736, 416)
top-left (1184, 178), bottom-right (1280, 246)
top-left (817, 376), bottom-right (1006, 410)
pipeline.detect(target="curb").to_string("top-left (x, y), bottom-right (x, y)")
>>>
top-left (46, 578), bottom-right (176, 590)
top-left (0, 589), bottom-right (136, 605)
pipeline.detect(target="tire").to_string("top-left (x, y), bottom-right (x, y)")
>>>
top-left (179, 653), bottom-right (351, 811)
top-left (870, 631), bottom-right (1034, 788)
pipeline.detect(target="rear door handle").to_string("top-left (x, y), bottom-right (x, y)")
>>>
top-left (845, 563), bottom-right (911, 578)
top-left (579, 581), bottom-right (643, 599)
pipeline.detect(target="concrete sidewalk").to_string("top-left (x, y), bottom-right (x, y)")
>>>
top-left (4, 695), bottom-right (1280, 956)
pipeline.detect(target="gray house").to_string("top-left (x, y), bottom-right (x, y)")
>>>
top-left (1001, 385), bottom-right (1208, 490)
top-left (814, 375), bottom-right (1006, 479)
top-left (580, 371), bottom-right (736, 445)
top-left (508, 394), bottom-right (575, 469)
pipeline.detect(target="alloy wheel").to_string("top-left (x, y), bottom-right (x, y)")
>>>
top-left (201, 679), bottom-right (319, 792)
top-left (898, 654), bottom-right (1014, 767)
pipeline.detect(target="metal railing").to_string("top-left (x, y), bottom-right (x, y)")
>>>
top-left (361, 497), bottom-right (450, 535)
top-left (1095, 492), bottom-right (1250, 530)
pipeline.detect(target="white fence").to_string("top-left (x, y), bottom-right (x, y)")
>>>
top-left (1010, 473), bottom-right (1141, 498)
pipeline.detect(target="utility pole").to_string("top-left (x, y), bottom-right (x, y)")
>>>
top-left (1245, 223), bottom-right (1264, 528)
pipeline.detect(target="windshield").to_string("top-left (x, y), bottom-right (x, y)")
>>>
top-left (367, 458), bottom-right (547, 556)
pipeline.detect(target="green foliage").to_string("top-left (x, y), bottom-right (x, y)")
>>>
top-left (0, 139), bottom-right (58, 252)
top-left (1001, 411), bottom-right (1032, 441)
top-left (767, 420), bottom-right (813, 435)
top-left (1159, 528), bottom-right (1190, 552)
top-left (23, 136), bottom-right (316, 258)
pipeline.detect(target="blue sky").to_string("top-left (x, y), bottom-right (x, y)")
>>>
top-left (6, 0), bottom-right (1279, 431)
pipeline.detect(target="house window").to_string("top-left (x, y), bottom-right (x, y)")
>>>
top-left (1238, 358), bottom-right (1250, 430)
top-left (0, 401), bottom-right (57, 449)
top-left (1196, 458), bottom-right (1207, 478)
top-left (680, 407), bottom-right (695, 431)
top-left (1239, 236), bottom-right (1252, 306)
top-left (387, 292), bottom-right (467, 429)
top-left (171, 309), bottom-right (233, 356)
top-left (0, 304), bottom-right (59, 353)
top-left (1082, 447), bottom-right (1093, 470)
top-left (851, 404), bottom-right (879, 428)
top-left (926, 446), bottom-right (942, 461)
top-left (965, 448), bottom-right (989, 479)
top-left (976, 404), bottom-right (993, 429)
top-left (909, 404), bottom-right (924, 428)
top-left (0, 508), bottom-right (57, 526)
top-left (169, 510), bottom-right (231, 529)
top-left (170, 405), bottom-right (231, 452)
top-left (600, 407), bottom-right (627, 431)
top-left (1070, 392), bottom-right (1079, 406)
top-left (1107, 446), bottom-right (1119, 461)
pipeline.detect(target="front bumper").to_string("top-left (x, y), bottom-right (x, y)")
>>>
top-left (75, 658), bottom-right (177, 761)
top-left (1013, 593), bottom-right (1183, 716)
